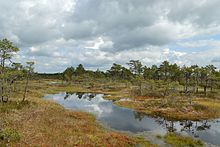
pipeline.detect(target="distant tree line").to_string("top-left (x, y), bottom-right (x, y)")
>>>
top-left (34, 73), bottom-right (63, 80)
top-left (62, 60), bottom-right (220, 97)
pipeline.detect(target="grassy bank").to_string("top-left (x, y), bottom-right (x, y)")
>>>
top-left (0, 80), bottom-right (152, 146)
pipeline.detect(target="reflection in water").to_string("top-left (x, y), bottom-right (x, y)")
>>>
top-left (157, 119), bottom-right (213, 138)
top-left (133, 112), bottom-right (145, 121)
top-left (44, 92), bottom-right (220, 146)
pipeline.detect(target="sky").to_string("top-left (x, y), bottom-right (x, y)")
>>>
top-left (1, 0), bottom-right (220, 73)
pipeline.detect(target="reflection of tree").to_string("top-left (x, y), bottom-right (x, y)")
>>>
top-left (133, 112), bottom-right (146, 121)
top-left (155, 118), bottom-right (166, 125)
top-left (64, 93), bottom-right (70, 100)
top-left (167, 121), bottom-right (176, 132)
top-left (155, 118), bottom-right (212, 137)
top-left (88, 93), bottom-right (96, 101)
top-left (180, 121), bottom-right (193, 132)
top-left (64, 92), bottom-right (78, 100)
top-left (155, 118), bottom-right (176, 132)
top-left (64, 92), bottom-right (97, 101)
top-left (196, 120), bottom-right (211, 131)
top-left (133, 112), bottom-right (212, 136)
top-left (75, 92), bottom-right (84, 99)
top-left (66, 92), bottom-right (75, 95)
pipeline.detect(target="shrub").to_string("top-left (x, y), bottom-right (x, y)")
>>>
top-left (0, 128), bottom-right (21, 143)
top-left (164, 133), bottom-right (203, 147)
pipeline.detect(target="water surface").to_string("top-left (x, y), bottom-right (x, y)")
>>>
top-left (44, 92), bottom-right (220, 146)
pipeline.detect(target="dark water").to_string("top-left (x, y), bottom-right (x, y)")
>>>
top-left (44, 92), bottom-right (220, 146)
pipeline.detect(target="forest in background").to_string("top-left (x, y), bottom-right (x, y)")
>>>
top-left (47, 60), bottom-right (220, 98)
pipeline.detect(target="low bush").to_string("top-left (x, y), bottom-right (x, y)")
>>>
top-left (164, 133), bottom-right (203, 147)
top-left (0, 128), bottom-right (21, 143)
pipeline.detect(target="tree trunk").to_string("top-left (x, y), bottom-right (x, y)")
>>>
top-left (139, 81), bottom-right (142, 96)
top-left (204, 79), bottom-right (208, 96)
top-left (184, 77), bottom-right (188, 94)
top-left (1, 56), bottom-right (5, 102)
top-left (204, 86), bottom-right (207, 96)
top-left (23, 73), bottom-right (29, 101)
top-left (196, 74), bottom-right (199, 94)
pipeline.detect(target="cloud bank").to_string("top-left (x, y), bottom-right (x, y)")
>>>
top-left (1, 0), bottom-right (220, 72)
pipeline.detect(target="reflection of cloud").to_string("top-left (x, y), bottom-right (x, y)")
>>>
top-left (85, 95), bottom-right (113, 117)
top-left (85, 104), bottom-right (106, 117)
top-left (53, 93), bottom-right (113, 117)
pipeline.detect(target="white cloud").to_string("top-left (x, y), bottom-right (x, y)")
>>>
top-left (1, 0), bottom-right (220, 72)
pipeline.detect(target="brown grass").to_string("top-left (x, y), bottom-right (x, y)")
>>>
top-left (2, 79), bottom-right (218, 145)
top-left (0, 80), bottom-right (153, 146)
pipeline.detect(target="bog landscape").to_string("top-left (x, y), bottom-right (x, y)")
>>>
top-left (1, 39), bottom-right (220, 146)
top-left (1, 1), bottom-right (220, 147)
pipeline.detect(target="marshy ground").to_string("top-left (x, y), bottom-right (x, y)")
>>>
top-left (0, 80), bottom-right (151, 146)
top-left (1, 79), bottom-right (219, 146)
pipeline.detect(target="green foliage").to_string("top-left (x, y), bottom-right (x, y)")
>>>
top-left (0, 41), bottom-right (25, 101)
top-left (75, 64), bottom-right (85, 75)
top-left (164, 133), bottom-right (203, 147)
top-left (107, 63), bottom-right (123, 79)
top-left (63, 66), bottom-right (75, 82)
top-left (0, 38), bottom-right (19, 59)
top-left (127, 60), bottom-right (143, 75)
top-left (0, 128), bottom-right (21, 143)
top-left (94, 69), bottom-right (105, 78)
top-left (159, 61), bottom-right (170, 81)
top-left (0, 38), bottom-right (20, 102)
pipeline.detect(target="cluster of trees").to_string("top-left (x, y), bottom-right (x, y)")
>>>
top-left (63, 64), bottom-right (106, 83)
top-left (34, 73), bottom-right (63, 80)
top-left (63, 60), bottom-right (220, 97)
top-left (0, 38), bottom-right (34, 103)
